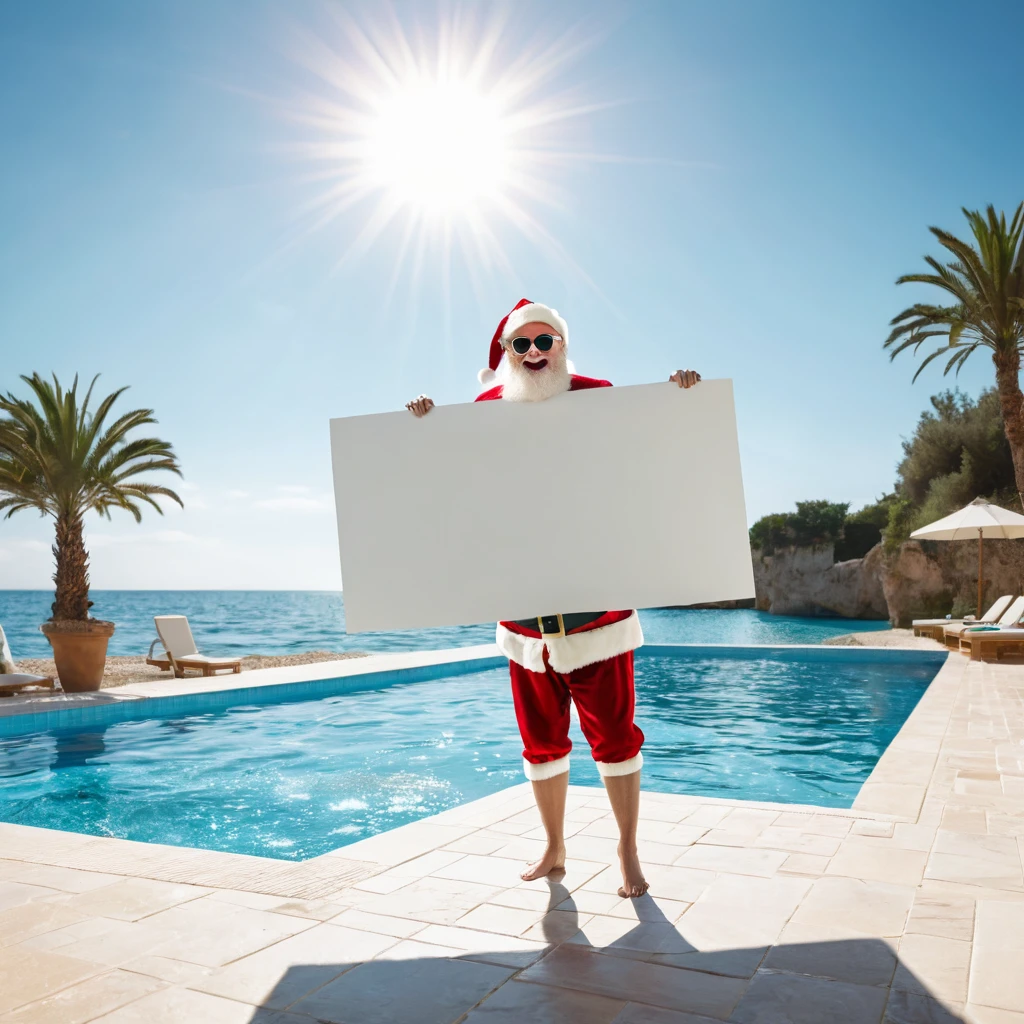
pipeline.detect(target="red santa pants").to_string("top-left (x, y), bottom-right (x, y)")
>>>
top-left (509, 648), bottom-right (644, 781)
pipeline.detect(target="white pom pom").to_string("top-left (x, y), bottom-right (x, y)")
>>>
top-left (478, 368), bottom-right (497, 385)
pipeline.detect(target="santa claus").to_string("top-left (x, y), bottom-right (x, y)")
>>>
top-left (407, 298), bottom-right (700, 898)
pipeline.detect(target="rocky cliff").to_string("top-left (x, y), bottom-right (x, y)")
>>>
top-left (753, 544), bottom-right (888, 619)
top-left (882, 539), bottom-right (1024, 626)
top-left (753, 538), bottom-right (1024, 625)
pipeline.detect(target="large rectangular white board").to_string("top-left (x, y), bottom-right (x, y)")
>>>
top-left (330, 379), bottom-right (754, 633)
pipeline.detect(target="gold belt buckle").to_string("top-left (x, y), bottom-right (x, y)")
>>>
top-left (537, 614), bottom-right (566, 639)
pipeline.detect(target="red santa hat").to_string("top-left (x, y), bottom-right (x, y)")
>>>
top-left (478, 299), bottom-right (570, 385)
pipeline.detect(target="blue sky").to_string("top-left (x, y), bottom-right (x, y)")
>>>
top-left (2, 0), bottom-right (1023, 590)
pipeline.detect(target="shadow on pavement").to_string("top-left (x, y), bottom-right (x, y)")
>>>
top-left (240, 875), bottom-right (965, 1024)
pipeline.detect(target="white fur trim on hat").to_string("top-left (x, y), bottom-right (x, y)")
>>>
top-left (501, 303), bottom-right (569, 347)
top-left (478, 368), bottom-right (497, 385)
top-left (596, 753), bottom-right (643, 778)
top-left (523, 754), bottom-right (571, 781)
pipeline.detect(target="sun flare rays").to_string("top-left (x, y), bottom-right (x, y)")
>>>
top-left (281, 7), bottom-right (608, 293)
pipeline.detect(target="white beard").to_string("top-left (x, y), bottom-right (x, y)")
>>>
top-left (501, 349), bottom-right (571, 403)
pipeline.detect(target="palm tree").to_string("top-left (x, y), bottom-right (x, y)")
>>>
top-left (0, 373), bottom-right (183, 622)
top-left (885, 203), bottom-right (1024, 503)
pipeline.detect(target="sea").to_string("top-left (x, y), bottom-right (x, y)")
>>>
top-left (0, 591), bottom-right (890, 660)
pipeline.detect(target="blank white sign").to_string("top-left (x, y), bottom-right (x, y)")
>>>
top-left (330, 379), bottom-right (754, 633)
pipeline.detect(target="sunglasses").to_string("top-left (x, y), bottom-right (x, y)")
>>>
top-left (509, 333), bottom-right (560, 355)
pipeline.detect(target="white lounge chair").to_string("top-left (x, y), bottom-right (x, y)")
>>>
top-left (913, 594), bottom-right (1014, 640)
top-left (0, 623), bottom-right (57, 697)
top-left (149, 615), bottom-right (242, 679)
top-left (943, 595), bottom-right (1024, 649)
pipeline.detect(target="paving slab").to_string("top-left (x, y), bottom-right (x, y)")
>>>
top-left (3, 646), bottom-right (1024, 1020)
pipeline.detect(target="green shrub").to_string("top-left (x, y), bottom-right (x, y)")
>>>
top-left (749, 514), bottom-right (790, 554)
top-left (884, 497), bottom-right (917, 554)
top-left (790, 500), bottom-right (849, 547)
top-left (751, 499), bottom-right (879, 558)
top-left (898, 389), bottom-right (1014, 510)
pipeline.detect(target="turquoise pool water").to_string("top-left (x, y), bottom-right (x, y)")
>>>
top-left (0, 648), bottom-right (942, 860)
top-left (0, 591), bottom-right (890, 659)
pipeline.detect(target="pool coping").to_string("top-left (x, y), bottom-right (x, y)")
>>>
top-left (0, 642), bottom-right (952, 865)
top-left (0, 640), bottom-right (947, 733)
top-left (6, 643), bottom-right (1022, 1024)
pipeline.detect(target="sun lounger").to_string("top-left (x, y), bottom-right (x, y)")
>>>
top-left (0, 673), bottom-right (57, 697)
top-left (959, 626), bottom-right (1024, 662)
top-left (913, 594), bottom-right (1013, 640)
top-left (150, 615), bottom-right (242, 679)
top-left (0, 624), bottom-right (57, 697)
top-left (944, 595), bottom-right (1024, 650)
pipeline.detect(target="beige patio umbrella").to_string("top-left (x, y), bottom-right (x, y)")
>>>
top-left (910, 497), bottom-right (1024, 617)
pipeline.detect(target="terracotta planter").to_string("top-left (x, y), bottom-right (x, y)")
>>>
top-left (40, 620), bottom-right (115, 692)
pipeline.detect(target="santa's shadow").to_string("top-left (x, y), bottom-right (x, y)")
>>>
top-left (244, 877), bottom-right (965, 1024)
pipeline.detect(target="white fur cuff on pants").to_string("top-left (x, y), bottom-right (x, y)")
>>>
top-left (523, 754), bottom-right (571, 781)
top-left (596, 753), bottom-right (643, 778)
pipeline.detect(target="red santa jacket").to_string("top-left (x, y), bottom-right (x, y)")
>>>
top-left (476, 374), bottom-right (644, 673)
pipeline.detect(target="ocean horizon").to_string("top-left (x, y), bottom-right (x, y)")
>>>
top-left (0, 590), bottom-right (890, 661)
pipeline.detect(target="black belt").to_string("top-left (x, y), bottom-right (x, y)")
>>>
top-left (511, 612), bottom-right (607, 638)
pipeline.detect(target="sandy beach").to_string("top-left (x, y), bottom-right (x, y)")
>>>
top-left (823, 627), bottom-right (943, 649)
top-left (13, 650), bottom-right (369, 689)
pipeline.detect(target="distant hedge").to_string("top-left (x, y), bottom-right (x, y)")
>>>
top-left (750, 497), bottom-right (892, 561)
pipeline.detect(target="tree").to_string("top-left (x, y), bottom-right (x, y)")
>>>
top-left (749, 500), bottom-right (850, 554)
top-left (879, 388), bottom-right (1019, 549)
top-left (885, 203), bottom-right (1024, 502)
top-left (896, 389), bottom-right (1014, 508)
top-left (789, 500), bottom-right (849, 547)
top-left (0, 374), bottom-right (182, 621)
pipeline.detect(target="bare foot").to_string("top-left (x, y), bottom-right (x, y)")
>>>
top-left (521, 844), bottom-right (566, 881)
top-left (617, 843), bottom-right (649, 898)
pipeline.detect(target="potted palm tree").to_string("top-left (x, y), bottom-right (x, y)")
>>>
top-left (0, 374), bottom-right (182, 691)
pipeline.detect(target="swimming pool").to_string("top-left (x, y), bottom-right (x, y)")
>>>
top-left (0, 646), bottom-right (944, 860)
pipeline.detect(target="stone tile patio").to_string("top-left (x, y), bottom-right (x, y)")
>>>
top-left (1, 647), bottom-right (1023, 1022)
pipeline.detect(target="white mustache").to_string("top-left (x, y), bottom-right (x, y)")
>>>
top-left (502, 349), bottom-right (571, 403)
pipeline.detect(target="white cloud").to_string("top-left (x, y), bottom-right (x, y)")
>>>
top-left (226, 489), bottom-right (250, 499)
top-left (255, 496), bottom-right (330, 512)
top-left (86, 530), bottom-right (212, 548)
top-left (0, 539), bottom-right (49, 560)
top-left (277, 485), bottom-right (312, 495)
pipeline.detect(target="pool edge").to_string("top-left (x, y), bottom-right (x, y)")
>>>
top-left (0, 642), bottom-right (948, 738)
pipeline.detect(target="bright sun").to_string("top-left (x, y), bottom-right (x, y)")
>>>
top-left (365, 82), bottom-right (509, 214)
top-left (286, 10), bottom-right (603, 283)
